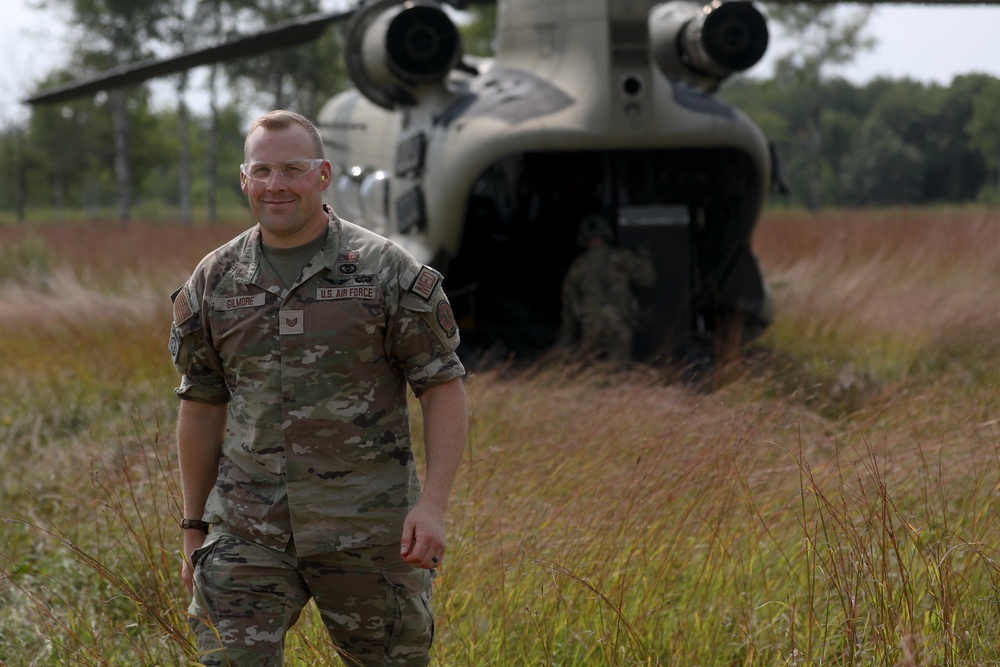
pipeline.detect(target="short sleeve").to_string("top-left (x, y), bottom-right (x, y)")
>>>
top-left (385, 264), bottom-right (465, 394)
top-left (170, 282), bottom-right (229, 404)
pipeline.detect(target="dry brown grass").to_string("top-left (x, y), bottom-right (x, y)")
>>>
top-left (0, 220), bottom-right (249, 287)
top-left (751, 207), bottom-right (1000, 406)
top-left (757, 207), bottom-right (1000, 344)
top-left (3, 208), bottom-right (1000, 665)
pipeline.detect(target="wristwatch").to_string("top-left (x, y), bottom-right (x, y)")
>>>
top-left (181, 519), bottom-right (210, 533)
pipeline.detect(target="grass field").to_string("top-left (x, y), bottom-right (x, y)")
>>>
top-left (2, 208), bottom-right (1000, 666)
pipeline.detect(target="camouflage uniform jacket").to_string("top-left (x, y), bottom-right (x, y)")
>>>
top-left (169, 208), bottom-right (465, 557)
top-left (560, 243), bottom-right (656, 340)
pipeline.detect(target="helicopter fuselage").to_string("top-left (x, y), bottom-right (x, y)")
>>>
top-left (318, 0), bottom-right (775, 359)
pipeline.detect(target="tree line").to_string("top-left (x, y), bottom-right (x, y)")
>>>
top-left (0, 0), bottom-right (349, 224)
top-left (722, 72), bottom-right (1000, 209)
top-left (723, 2), bottom-right (1000, 209)
top-left (1, 1), bottom-right (998, 223)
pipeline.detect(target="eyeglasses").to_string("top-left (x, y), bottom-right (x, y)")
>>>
top-left (240, 159), bottom-right (325, 183)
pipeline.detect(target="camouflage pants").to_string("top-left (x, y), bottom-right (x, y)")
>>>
top-left (579, 308), bottom-right (633, 362)
top-left (187, 529), bottom-right (435, 666)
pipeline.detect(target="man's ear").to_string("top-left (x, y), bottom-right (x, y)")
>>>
top-left (320, 161), bottom-right (333, 190)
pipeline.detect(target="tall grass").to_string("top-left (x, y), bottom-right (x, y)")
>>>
top-left (2, 209), bottom-right (999, 665)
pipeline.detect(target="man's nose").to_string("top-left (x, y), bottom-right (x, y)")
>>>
top-left (262, 170), bottom-right (290, 188)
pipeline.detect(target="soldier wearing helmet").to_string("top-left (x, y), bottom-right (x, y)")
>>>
top-left (576, 213), bottom-right (614, 247)
top-left (561, 214), bottom-right (656, 362)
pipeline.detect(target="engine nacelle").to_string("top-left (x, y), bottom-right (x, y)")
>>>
top-left (650, 0), bottom-right (768, 90)
top-left (346, 0), bottom-right (463, 109)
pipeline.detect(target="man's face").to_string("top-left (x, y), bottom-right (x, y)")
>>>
top-left (242, 124), bottom-right (332, 248)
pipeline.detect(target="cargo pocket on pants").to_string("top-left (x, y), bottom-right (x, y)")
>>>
top-left (380, 563), bottom-right (435, 663)
top-left (186, 532), bottom-right (224, 635)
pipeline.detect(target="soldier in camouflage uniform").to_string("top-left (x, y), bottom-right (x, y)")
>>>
top-left (169, 110), bottom-right (467, 666)
top-left (560, 214), bottom-right (656, 362)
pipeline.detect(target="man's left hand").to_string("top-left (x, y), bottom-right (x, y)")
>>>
top-left (400, 500), bottom-right (446, 569)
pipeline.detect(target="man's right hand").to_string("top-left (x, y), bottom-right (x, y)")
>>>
top-left (176, 399), bottom-right (227, 597)
top-left (182, 530), bottom-right (207, 596)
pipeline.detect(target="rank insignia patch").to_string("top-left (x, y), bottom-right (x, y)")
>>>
top-left (280, 309), bottom-right (304, 335)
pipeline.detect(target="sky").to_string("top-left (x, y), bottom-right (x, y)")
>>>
top-left (1, 1), bottom-right (998, 124)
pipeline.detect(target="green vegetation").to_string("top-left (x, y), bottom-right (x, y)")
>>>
top-left (3, 208), bottom-right (1000, 665)
top-left (721, 73), bottom-right (1000, 208)
top-left (0, 1), bottom-right (998, 222)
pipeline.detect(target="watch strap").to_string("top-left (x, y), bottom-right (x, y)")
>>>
top-left (181, 518), bottom-right (210, 533)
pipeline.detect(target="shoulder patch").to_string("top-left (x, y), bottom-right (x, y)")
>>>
top-left (171, 285), bottom-right (194, 325)
top-left (410, 265), bottom-right (441, 302)
top-left (436, 300), bottom-right (458, 338)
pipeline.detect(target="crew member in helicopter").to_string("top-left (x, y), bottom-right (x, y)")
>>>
top-left (560, 213), bottom-right (656, 362)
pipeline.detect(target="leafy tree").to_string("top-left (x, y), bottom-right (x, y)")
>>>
top-left (1, 124), bottom-right (29, 222)
top-left (763, 3), bottom-right (875, 208)
top-left (8, 2), bottom-right (1000, 218)
top-left (27, 87), bottom-right (99, 218)
top-left (840, 115), bottom-right (924, 206)
top-left (964, 76), bottom-right (1000, 201)
top-left (158, 0), bottom-right (248, 224)
top-left (196, 0), bottom-right (236, 224)
top-left (218, 0), bottom-right (349, 120)
top-left (458, 5), bottom-right (497, 57)
top-left (27, 85), bottom-right (112, 218)
top-left (155, 0), bottom-right (256, 224)
top-left (25, 69), bottom-right (166, 221)
top-left (725, 70), bottom-right (1000, 207)
top-left (858, 75), bottom-right (989, 203)
top-left (159, 0), bottom-right (200, 225)
top-left (195, 105), bottom-right (250, 211)
top-left (36, 0), bottom-right (170, 221)
top-left (143, 102), bottom-right (247, 214)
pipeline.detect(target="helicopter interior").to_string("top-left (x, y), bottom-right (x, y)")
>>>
top-left (446, 144), bottom-right (765, 359)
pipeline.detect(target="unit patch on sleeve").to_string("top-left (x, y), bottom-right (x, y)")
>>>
top-left (436, 300), bottom-right (458, 338)
top-left (410, 265), bottom-right (441, 302)
top-left (169, 325), bottom-right (182, 363)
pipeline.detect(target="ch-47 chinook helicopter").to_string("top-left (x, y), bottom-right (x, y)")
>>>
top-left (26, 0), bottom-right (964, 361)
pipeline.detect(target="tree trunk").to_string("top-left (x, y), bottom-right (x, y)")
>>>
top-left (111, 90), bottom-right (131, 223)
top-left (87, 178), bottom-right (101, 222)
top-left (807, 81), bottom-right (823, 210)
top-left (52, 169), bottom-right (65, 221)
top-left (177, 73), bottom-right (193, 225)
top-left (14, 127), bottom-right (26, 223)
top-left (207, 64), bottom-right (219, 224)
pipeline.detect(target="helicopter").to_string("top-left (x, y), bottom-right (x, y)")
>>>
top-left (24, 0), bottom-right (926, 361)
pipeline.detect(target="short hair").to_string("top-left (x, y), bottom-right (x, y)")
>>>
top-left (245, 110), bottom-right (325, 160)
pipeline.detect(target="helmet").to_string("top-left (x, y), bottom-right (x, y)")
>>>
top-left (577, 214), bottom-right (614, 247)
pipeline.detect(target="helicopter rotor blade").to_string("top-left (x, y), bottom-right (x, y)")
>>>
top-left (441, 0), bottom-right (496, 6)
top-left (25, 8), bottom-right (356, 105)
